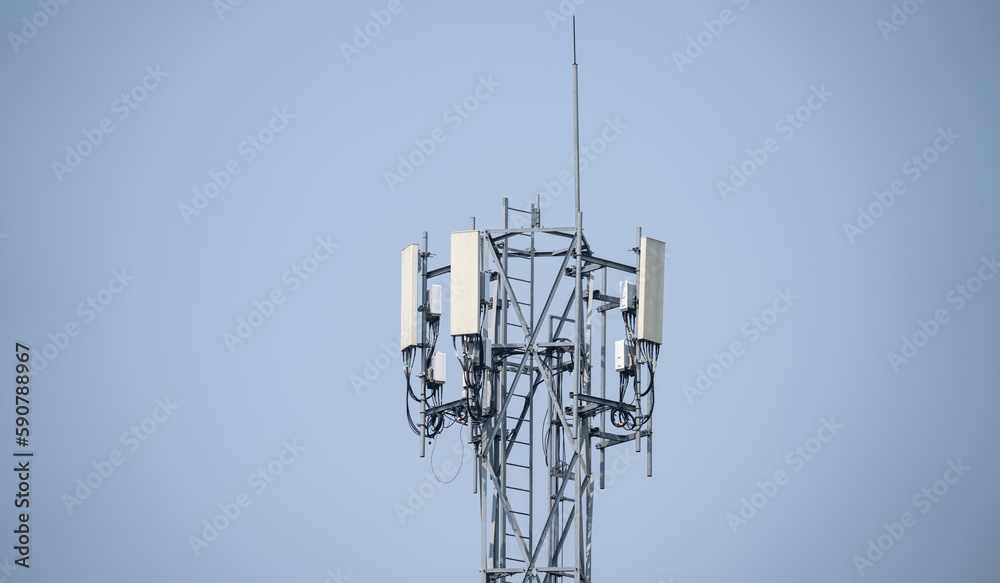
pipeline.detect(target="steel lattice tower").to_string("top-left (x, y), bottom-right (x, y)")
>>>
top-left (400, 19), bottom-right (665, 583)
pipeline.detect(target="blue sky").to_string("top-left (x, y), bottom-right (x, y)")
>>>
top-left (1, 1), bottom-right (998, 581)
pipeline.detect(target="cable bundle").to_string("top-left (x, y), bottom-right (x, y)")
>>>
top-left (612, 310), bottom-right (659, 430)
top-left (404, 317), bottom-right (447, 438)
top-left (403, 346), bottom-right (420, 435)
top-left (453, 334), bottom-right (494, 425)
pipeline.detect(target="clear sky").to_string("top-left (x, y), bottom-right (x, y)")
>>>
top-left (1, 1), bottom-right (998, 581)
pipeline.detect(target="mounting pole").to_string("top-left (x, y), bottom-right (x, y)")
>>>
top-left (572, 17), bottom-right (580, 223)
top-left (419, 231), bottom-right (428, 459)
top-left (571, 16), bottom-right (586, 583)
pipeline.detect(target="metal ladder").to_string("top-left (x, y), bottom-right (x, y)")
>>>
top-left (497, 200), bottom-right (537, 575)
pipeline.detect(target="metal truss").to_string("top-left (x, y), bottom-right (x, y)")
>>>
top-left (410, 198), bottom-right (656, 583)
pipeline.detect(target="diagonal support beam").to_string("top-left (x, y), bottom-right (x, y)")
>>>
top-left (540, 504), bottom-right (578, 583)
top-left (486, 237), bottom-right (589, 473)
top-left (483, 456), bottom-right (533, 570)
top-left (532, 348), bottom-right (588, 472)
top-left (482, 234), bottom-right (574, 447)
top-left (528, 471), bottom-right (592, 583)
top-left (522, 452), bottom-right (581, 582)
top-left (505, 375), bottom-right (543, 460)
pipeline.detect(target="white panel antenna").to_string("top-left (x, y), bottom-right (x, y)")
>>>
top-left (401, 243), bottom-right (419, 349)
top-left (450, 231), bottom-right (481, 337)
top-left (637, 237), bottom-right (665, 344)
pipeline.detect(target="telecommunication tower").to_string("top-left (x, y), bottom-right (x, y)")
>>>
top-left (400, 20), bottom-right (665, 583)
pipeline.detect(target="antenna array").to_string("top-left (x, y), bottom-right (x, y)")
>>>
top-left (399, 20), bottom-right (665, 583)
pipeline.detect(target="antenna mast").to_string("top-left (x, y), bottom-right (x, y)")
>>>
top-left (570, 16), bottom-right (587, 577)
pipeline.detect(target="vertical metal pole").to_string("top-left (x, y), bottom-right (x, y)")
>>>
top-left (571, 17), bottom-right (585, 583)
top-left (529, 200), bottom-right (537, 556)
top-left (420, 231), bottom-right (428, 458)
top-left (600, 268), bottom-right (606, 489)
top-left (471, 211), bottom-right (478, 495)
top-left (477, 217), bottom-right (486, 582)
top-left (544, 198), bottom-right (556, 580)
top-left (500, 199), bottom-right (509, 572)
top-left (481, 439), bottom-right (489, 583)
top-left (647, 406), bottom-right (653, 477)
top-left (485, 211), bottom-right (499, 575)
top-left (635, 227), bottom-right (642, 454)
top-left (646, 241), bottom-right (654, 477)
top-left (471, 416), bottom-right (476, 493)
top-left (471, 222), bottom-right (477, 488)
top-left (584, 276), bottom-right (594, 583)
top-left (572, 18), bottom-right (581, 226)
top-left (551, 364), bottom-right (562, 574)
top-left (471, 221), bottom-right (477, 489)
top-left (488, 396), bottom-right (498, 572)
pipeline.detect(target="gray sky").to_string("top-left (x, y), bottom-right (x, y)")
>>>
top-left (1, 1), bottom-right (998, 581)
